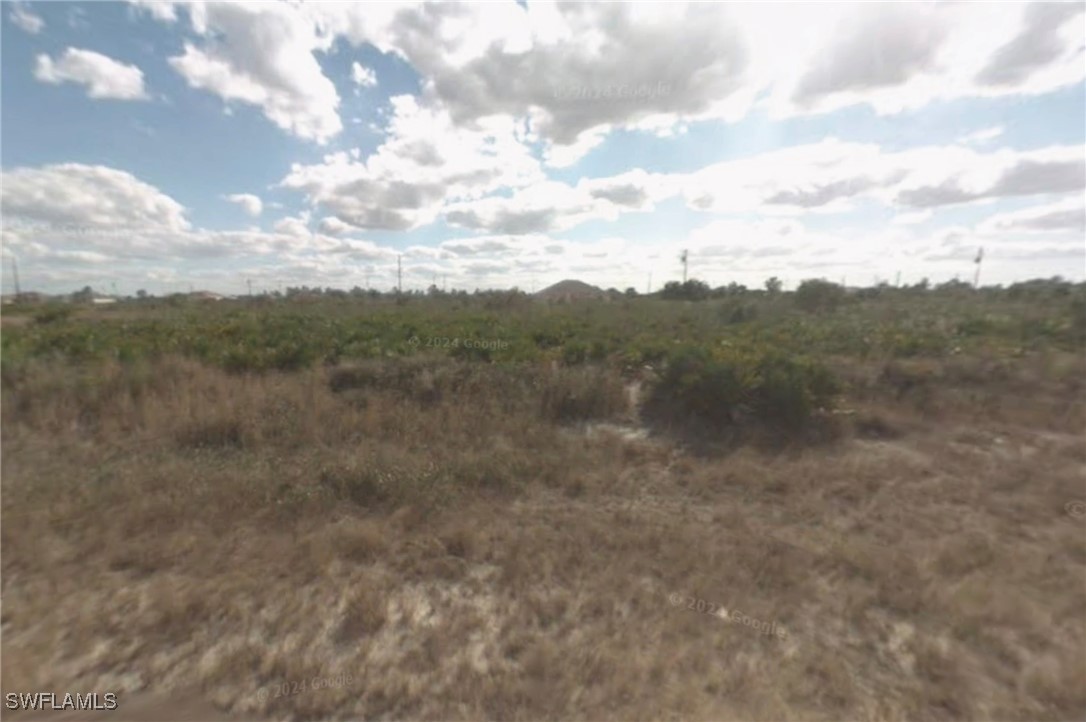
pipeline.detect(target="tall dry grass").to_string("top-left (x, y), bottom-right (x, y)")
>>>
top-left (2, 350), bottom-right (1084, 721)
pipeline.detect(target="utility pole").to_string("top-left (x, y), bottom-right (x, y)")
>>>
top-left (247, 279), bottom-right (253, 297)
top-left (11, 256), bottom-right (20, 297)
top-left (647, 271), bottom-right (652, 294)
top-left (680, 249), bottom-right (688, 284)
top-left (895, 271), bottom-right (901, 288)
top-left (973, 246), bottom-right (984, 289)
top-left (443, 274), bottom-right (447, 292)
top-left (397, 255), bottom-right (402, 294)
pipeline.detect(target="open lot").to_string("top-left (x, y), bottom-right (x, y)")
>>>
top-left (2, 284), bottom-right (1085, 721)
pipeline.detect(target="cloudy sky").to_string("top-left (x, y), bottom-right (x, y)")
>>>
top-left (2, 1), bottom-right (1084, 296)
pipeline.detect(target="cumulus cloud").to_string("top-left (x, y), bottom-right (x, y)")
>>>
top-left (128, 0), bottom-right (178, 23)
top-left (280, 95), bottom-right (542, 230)
top-left (2, 164), bottom-right (189, 234)
top-left (132, 2), bottom-right (1083, 158)
top-left (10, 2), bottom-right (44, 34)
top-left (224, 193), bottom-right (263, 217)
top-left (0, 163), bottom-right (402, 293)
top-left (310, 2), bottom-right (754, 164)
top-left (976, 2), bottom-right (1085, 87)
top-left (273, 212), bottom-right (312, 238)
top-left (165, 2), bottom-right (341, 143)
top-left (791, 4), bottom-right (948, 109)
top-left (34, 49), bottom-right (149, 100)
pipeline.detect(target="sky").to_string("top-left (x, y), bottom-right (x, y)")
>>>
top-left (1, 0), bottom-right (1084, 296)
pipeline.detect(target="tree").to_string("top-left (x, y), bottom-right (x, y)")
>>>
top-left (624, 287), bottom-right (638, 297)
top-left (72, 285), bottom-right (95, 303)
top-left (764, 277), bottom-right (782, 295)
top-left (661, 279), bottom-right (710, 301)
top-left (794, 279), bottom-right (845, 313)
top-left (136, 289), bottom-right (148, 300)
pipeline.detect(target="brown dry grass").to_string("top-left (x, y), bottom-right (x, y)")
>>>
top-left (2, 351), bottom-right (1084, 721)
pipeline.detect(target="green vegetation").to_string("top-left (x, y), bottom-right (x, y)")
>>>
top-left (3, 277), bottom-right (1083, 446)
top-left (4, 279), bottom-right (1082, 373)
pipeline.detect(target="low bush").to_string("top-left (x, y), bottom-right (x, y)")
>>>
top-left (794, 279), bottom-right (846, 313)
top-left (644, 344), bottom-right (839, 440)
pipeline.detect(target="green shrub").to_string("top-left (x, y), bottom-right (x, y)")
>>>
top-left (794, 279), bottom-right (846, 313)
top-left (644, 344), bottom-right (839, 438)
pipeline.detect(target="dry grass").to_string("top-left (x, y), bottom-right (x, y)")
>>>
top-left (2, 351), bottom-right (1084, 721)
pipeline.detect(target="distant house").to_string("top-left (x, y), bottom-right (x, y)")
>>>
top-left (188, 291), bottom-right (225, 301)
top-left (92, 296), bottom-right (118, 305)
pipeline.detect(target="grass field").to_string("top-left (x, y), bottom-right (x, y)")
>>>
top-left (2, 280), bottom-right (1085, 721)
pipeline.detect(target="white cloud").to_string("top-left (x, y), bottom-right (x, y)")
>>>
top-left (978, 198), bottom-right (1085, 235)
top-left (10, 3), bottom-right (44, 34)
top-left (2, 164), bottom-right (190, 236)
top-left (442, 170), bottom-right (670, 234)
top-left (976, 3), bottom-right (1085, 87)
top-left (0, 164), bottom-right (402, 293)
top-left (310, 2), bottom-right (1084, 165)
top-left (132, 2), bottom-right (1084, 161)
top-left (224, 193), bottom-right (263, 217)
top-left (958, 126), bottom-right (1005, 146)
top-left (281, 95), bottom-right (543, 230)
top-left (34, 49), bottom-right (149, 100)
top-left (673, 140), bottom-right (1085, 216)
top-left (129, 0), bottom-right (178, 23)
top-left (164, 2), bottom-right (341, 143)
top-left (273, 211), bottom-right (312, 238)
top-left (350, 61), bottom-right (377, 88)
top-left (317, 216), bottom-right (357, 236)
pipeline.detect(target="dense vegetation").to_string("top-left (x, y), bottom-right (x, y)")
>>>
top-left (3, 277), bottom-right (1083, 439)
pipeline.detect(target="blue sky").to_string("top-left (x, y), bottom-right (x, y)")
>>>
top-left (2, 1), bottom-right (1083, 295)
